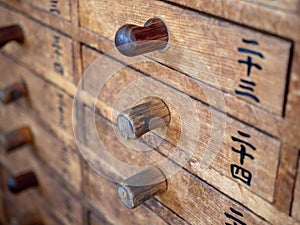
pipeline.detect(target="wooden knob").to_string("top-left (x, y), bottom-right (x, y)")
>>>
top-left (115, 18), bottom-right (169, 56)
top-left (117, 97), bottom-right (170, 139)
top-left (0, 127), bottom-right (33, 153)
top-left (0, 81), bottom-right (27, 104)
top-left (0, 25), bottom-right (24, 48)
top-left (117, 167), bottom-right (167, 209)
top-left (7, 171), bottom-right (39, 194)
top-left (10, 212), bottom-right (43, 225)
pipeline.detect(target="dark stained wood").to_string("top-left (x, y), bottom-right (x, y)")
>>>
top-left (115, 18), bottom-right (169, 56)
top-left (117, 97), bottom-right (170, 139)
top-left (117, 166), bottom-right (167, 209)
top-left (0, 25), bottom-right (24, 48)
top-left (0, 81), bottom-right (27, 104)
top-left (7, 171), bottom-right (38, 194)
top-left (0, 127), bottom-right (33, 153)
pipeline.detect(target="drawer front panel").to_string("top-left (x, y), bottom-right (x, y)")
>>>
top-left (0, 7), bottom-right (74, 83)
top-left (1, 150), bottom-right (83, 225)
top-left (81, 46), bottom-right (281, 202)
top-left (1, 0), bottom-right (71, 20)
top-left (79, 0), bottom-right (291, 116)
top-left (0, 55), bottom-right (74, 142)
top-left (0, 103), bottom-right (81, 193)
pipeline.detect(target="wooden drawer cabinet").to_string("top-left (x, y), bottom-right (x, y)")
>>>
top-left (1, 0), bottom-right (300, 225)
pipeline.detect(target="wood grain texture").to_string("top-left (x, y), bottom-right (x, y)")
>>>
top-left (0, 24), bottom-right (24, 48)
top-left (80, 107), bottom-right (279, 225)
top-left (0, 0), bottom-right (71, 20)
top-left (1, 149), bottom-right (83, 225)
top-left (0, 102), bottom-right (82, 194)
top-left (0, 55), bottom-right (74, 144)
top-left (0, 127), bottom-right (32, 153)
top-left (166, 0), bottom-right (300, 39)
top-left (117, 166), bottom-right (167, 209)
top-left (242, 0), bottom-right (300, 13)
top-left (117, 97), bottom-right (170, 139)
top-left (292, 154), bottom-right (300, 221)
top-left (79, 0), bottom-right (291, 116)
top-left (0, 7), bottom-right (75, 84)
top-left (82, 46), bottom-right (281, 203)
top-left (115, 18), bottom-right (169, 56)
top-left (1, 166), bottom-right (63, 225)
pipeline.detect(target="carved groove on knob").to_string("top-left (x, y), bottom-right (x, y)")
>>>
top-left (117, 97), bottom-right (171, 139)
top-left (115, 17), bottom-right (169, 56)
top-left (117, 166), bottom-right (167, 209)
top-left (7, 171), bottom-right (39, 194)
top-left (0, 24), bottom-right (24, 48)
top-left (0, 81), bottom-right (27, 104)
top-left (0, 127), bottom-right (33, 152)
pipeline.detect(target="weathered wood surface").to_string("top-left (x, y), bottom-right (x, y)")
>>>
top-left (0, 149), bottom-right (83, 225)
top-left (243, 0), bottom-right (300, 12)
top-left (166, 0), bottom-right (300, 39)
top-left (0, 7), bottom-right (75, 84)
top-left (0, 0), bottom-right (71, 20)
top-left (79, 106), bottom-right (294, 225)
top-left (0, 54), bottom-right (74, 143)
top-left (292, 154), bottom-right (300, 221)
top-left (81, 46), bottom-right (281, 202)
top-left (79, 0), bottom-right (291, 116)
top-left (1, 166), bottom-right (63, 225)
top-left (0, 102), bottom-right (82, 194)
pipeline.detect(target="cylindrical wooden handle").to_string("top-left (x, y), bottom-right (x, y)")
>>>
top-left (115, 18), bottom-right (169, 56)
top-left (0, 127), bottom-right (33, 153)
top-left (117, 97), bottom-right (170, 139)
top-left (9, 212), bottom-right (43, 225)
top-left (0, 25), bottom-right (24, 48)
top-left (117, 166), bottom-right (167, 209)
top-left (7, 171), bottom-right (39, 194)
top-left (0, 81), bottom-right (27, 104)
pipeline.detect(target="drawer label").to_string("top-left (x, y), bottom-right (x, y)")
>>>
top-left (52, 35), bottom-right (65, 76)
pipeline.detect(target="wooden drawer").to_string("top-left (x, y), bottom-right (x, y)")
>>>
top-left (0, 7), bottom-right (74, 84)
top-left (1, 166), bottom-right (62, 225)
top-left (79, 0), bottom-right (291, 117)
top-left (0, 55), bottom-right (74, 142)
top-left (1, 0), bottom-right (71, 21)
top-left (81, 46), bottom-right (280, 201)
top-left (1, 150), bottom-right (83, 225)
top-left (0, 102), bottom-right (81, 194)
top-left (80, 107), bottom-right (278, 225)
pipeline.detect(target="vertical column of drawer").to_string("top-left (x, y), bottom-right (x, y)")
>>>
top-left (1, 149), bottom-right (83, 225)
top-left (0, 7), bottom-right (75, 84)
top-left (1, 0), bottom-right (71, 21)
top-left (0, 55), bottom-right (81, 194)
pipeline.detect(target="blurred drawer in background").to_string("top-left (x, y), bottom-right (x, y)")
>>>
top-left (292, 155), bottom-right (300, 221)
top-left (0, 7), bottom-right (74, 84)
top-left (0, 149), bottom-right (83, 225)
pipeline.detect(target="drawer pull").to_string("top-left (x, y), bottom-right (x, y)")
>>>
top-left (115, 18), bottom-right (169, 56)
top-left (10, 212), bottom-right (44, 225)
top-left (0, 127), bottom-right (33, 152)
top-left (117, 166), bottom-right (167, 209)
top-left (0, 81), bottom-right (27, 104)
top-left (0, 25), bottom-right (24, 48)
top-left (7, 171), bottom-right (39, 194)
top-left (117, 97), bottom-right (170, 139)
